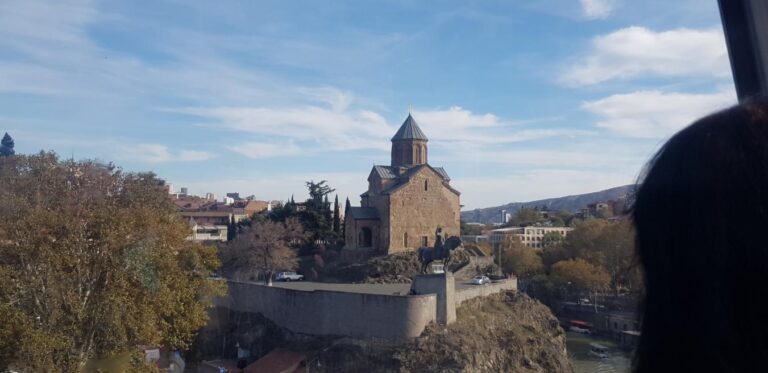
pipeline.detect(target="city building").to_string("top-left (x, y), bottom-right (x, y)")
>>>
top-left (343, 114), bottom-right (461, 254)
top-left (173, 193), bottom-right (254, 242)
top-left (461, 235), bottom-right (489, 244)
top-left (489, 226), bottom-right (574, 248)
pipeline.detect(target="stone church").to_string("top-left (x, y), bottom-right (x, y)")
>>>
top-left (344, 113), bottom-right (461, 254)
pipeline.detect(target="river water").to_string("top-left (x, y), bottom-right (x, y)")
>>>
top-left (566, 331), bottom-right (631, 373)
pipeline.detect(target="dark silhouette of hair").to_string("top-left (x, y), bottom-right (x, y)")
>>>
top-left (633, 100), bottom-right (768, 372)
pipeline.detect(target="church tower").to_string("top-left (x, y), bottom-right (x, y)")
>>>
top-left (391, 113), bottom-right (428, 167)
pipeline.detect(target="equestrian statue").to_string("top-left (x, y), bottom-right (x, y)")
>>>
top-left (417, 227), bottom-right (463, 274)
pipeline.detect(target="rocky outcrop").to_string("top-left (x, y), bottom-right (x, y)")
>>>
top-left (322, 248), bottom-right (490, 284)
top-left (193, 291), bottom-right (571, 372)
top-left (322, 251), bottom-right (421, 283)
top-left (390, 291), bottom-right (572, 372)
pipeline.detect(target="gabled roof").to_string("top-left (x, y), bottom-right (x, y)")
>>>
top-left (433, 166), bottom-right (450, 181)
top-left (348, 207), bottom-right (379, 220)
top-left (370, 164), bottom-right (449, 181)
top-left (381, 164), bottom-right (460, 196)
top-left (372, 165), bottom-right (398, 179)
top-left (391, 114), bottom-right (428, 141)
top-left (244, 348), bottom-right (305, 373)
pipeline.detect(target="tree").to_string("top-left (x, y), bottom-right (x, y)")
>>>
top-left (323, 195), bottom-right (331, 223)
top-left (559, 219), bottom-right (637, 293)
top-left (225, 218), bottom-right (307, 284)
top-left (550, 259), bottom-right (610, 299)
top-left (460, 220), bottom-right (483, 235)
top-left (0, 152), bottom-right (225, 372)
top-left (593, 220), bottom-right (636, 294)
top-left (332, 195), bottom-right (341, 235)
top-left (541, 231), bottom-right (564, 247)
top-left (0, 133), bottom-right (14, 157)
top-left (501, 240), bottom-right (543, 277)
top-left (306, 180), bottom-right (334, 207)
top-left (505, 207), bottom-right (541, 227)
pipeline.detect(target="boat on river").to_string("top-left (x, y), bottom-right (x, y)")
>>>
top-left (588, 343), bottom-right (609, 359)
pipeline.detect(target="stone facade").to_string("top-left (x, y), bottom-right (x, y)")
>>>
top-left (344, 114), bottom-right (461, 255)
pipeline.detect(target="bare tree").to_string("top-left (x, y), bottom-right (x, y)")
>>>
top-left (228, 217), bottom-right (307, 284)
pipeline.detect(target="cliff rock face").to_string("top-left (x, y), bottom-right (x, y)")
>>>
top-left (316, 291), bottom-right (572, 372)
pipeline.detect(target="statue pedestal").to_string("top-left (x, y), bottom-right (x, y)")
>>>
top-left (410, 272), bottom-right (456, 325)
top-left (430, 263), bottom-right (445, 274)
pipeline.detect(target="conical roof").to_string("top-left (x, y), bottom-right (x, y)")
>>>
top-left (391, 114), bottom-right (428, 141)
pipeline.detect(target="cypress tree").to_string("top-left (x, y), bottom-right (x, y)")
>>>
top-left (323, 195), bottom-right (331, 221)
top-left (0, 132), bottom-right (15, 157)
top-left (333, 195), bottom-right (341, 234)
top-left (344, 197), bottom-right (351, 239)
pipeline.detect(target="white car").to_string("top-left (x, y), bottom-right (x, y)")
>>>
top-left (275, 272), bottom-right (304, 282)
top-left (471, 275), bottom-right (491, 285)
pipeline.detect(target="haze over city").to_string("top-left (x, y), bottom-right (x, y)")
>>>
top-left (0, 0), bottom-right (733, 209)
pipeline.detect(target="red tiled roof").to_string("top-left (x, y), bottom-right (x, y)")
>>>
top-left (244, 349), bottom-right (305, 373)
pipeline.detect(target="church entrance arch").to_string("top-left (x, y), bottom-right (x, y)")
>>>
top-left (359, 227), bottom-right (373, 247)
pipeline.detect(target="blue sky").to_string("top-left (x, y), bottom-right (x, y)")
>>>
top-left (0, 0), bottom-right (735, 209)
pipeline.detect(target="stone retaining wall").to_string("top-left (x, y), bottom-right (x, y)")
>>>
top-left (217, 276), bottom-right (517, 341)
top-left (220, 281), bottom-right (436, 340)
top-left (454, 278), bottom-right (518, 305)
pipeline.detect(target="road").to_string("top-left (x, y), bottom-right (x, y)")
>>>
top-left (269, 279), bottom-right (491, 295)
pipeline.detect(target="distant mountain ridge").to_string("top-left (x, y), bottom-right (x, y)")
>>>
top-left (461, 185), bottom-right (636, 224)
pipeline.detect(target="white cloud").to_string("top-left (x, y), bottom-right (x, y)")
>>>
top-left (227, 142), bottom-right (301, 159)
top-left (582, 89), bottom-right (736, 138)
top-left (580, 0), bottom-right (616, 19)
top-left (171, 105), bottom-right (394, 152)
top-left (412, 106), bottom-right (574, 146)
top-left (118, 144), bottom-right (213, 163)
top-left (171, 104), bottom-right (571, 157)
top-left (562, 26), bottom-right (730, 86)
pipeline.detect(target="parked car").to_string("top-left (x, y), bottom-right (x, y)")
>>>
top-left (275, 272), bottom-right (304, 282)
top-left (471, 275), bottom-right (491, 285)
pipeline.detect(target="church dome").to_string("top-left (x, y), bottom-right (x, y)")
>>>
top-left (391, 114), bottom-right (428, 141)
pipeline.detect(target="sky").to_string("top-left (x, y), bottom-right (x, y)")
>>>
top-left (0, 0), bottom-right (736, 210)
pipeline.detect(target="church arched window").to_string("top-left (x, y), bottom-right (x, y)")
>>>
top-left (424, 179), bottom-right (428, 191)
top-left (416, 146), bottom-right (421, 163)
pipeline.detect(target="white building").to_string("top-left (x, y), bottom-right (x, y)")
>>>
top-left (187, 219), bottom-right (229, 242)
top-left (489, 226), bottom-right (574, 248)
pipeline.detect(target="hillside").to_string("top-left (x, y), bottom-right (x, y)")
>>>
top-left (461, 185), bottom-right (635, 224)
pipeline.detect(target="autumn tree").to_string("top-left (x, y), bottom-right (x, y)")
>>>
top-left (505, 207), bottom-right (542, 226)
top-left (0, 152), bottom-right (225, 372)
top-left (550, 259), bottom-right (610, 301)
top-left (557, 219), bottom-right (637, 293)
top-left (541, 231), bottom-right (564, 247)
top-left (501, 239), bottom-right (544, 277)
top-left (224, 218), bottom-right (307, 284)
